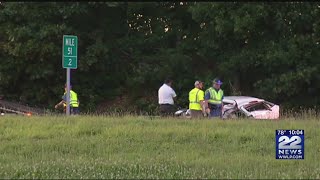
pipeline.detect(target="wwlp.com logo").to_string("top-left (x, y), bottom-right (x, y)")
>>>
top-left (276, 130), bottom-right (304, 160)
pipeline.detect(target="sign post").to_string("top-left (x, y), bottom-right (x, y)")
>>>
top-left (63, 35), bottom-right (78, 115)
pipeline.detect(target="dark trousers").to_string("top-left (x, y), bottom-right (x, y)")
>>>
top-left (159, 104), bottom-right (175, 117)
top-left (208, 104), bottom-right (222, 118)
top-left (71, 107), bottom-right (80, 115)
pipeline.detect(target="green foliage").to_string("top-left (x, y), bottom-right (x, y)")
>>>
top-left (0, 2), bottom-right (320, 113)
top-left (188, 2), bottom-right (320, 107)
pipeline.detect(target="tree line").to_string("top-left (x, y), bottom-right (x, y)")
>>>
top-left (0, 2), bottom-right (319, 114)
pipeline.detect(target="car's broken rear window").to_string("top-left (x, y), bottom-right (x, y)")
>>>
top-left (245, 102), bottom-right (271, 112)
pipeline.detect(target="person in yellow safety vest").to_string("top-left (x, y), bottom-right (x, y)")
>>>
top-left (189, 80), bottom-right (206, 119)
top-left (55, 84), bottom-right (80, 115)
top-left (204, 78), bottom-right (224, 118)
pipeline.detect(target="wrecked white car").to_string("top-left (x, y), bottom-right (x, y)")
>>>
top-left (174, 96), bottom-right (280, 120)
top-left (222, 96), bottom-right (280, 119)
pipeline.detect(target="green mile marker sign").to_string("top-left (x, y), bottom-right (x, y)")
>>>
top-left (62, 35), bottom-right (78, 69)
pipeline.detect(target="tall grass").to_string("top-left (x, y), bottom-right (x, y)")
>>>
top-left (280, 108), bottom-right (320, 119)
top-left (0, 115), bottom-right (319, 179)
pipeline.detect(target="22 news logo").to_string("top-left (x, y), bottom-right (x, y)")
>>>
top-left (276, 130), bottom-right (304, 160)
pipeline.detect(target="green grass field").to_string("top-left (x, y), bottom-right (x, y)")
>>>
top-left (0, 115), bottom-right (319, 179)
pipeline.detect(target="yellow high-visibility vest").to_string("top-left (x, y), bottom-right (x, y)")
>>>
top-left (206, 87), bottom-right (223, 105)
top-left (189, 88), bottom-right (204, 110)
top-left (64, 90), bottom-right (79, 107)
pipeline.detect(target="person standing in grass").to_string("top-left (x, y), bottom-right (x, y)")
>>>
top-left (204, 78), bottom-right (224, 118)
top-left (55, 84), bottom-right (80, 115)
top-left (158, 78), bottom-right (177, 117)
top-left (189, 80), bottom-right (206, 119)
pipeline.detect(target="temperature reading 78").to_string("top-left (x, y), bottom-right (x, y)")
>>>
top-left (277, 130), bottom-right (286, 135)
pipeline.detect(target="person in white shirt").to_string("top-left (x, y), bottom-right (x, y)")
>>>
top-left (158, 78), bottom-right (177, 117)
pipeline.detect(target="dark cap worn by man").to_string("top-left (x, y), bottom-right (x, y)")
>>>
top-left (213, 78), bottom-right (223, 85)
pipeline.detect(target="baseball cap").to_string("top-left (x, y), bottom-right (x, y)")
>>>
top-left (194, 80), bottom-right (203, 86)
top-left (213, 78), bottom-right (223, 85)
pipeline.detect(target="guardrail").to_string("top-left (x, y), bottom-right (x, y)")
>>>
top-left (0, 99), bottom-right (46, 116)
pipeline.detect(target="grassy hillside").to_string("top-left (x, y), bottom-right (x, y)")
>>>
top-left (0, 116), bottom-right (319, 179)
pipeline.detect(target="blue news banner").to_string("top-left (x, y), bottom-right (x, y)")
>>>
top-left (275, 130), bottom-right (304, 160)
